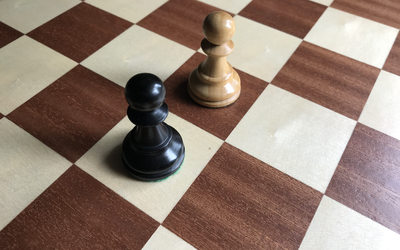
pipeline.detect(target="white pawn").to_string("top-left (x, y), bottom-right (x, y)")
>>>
top-left (188, 11), bottom-right (241, 108)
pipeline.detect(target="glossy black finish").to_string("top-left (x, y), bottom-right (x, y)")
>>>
top-left (125, 74), bottom-right (166, 111)
top-left (121, 73), bottom-right (185, 181)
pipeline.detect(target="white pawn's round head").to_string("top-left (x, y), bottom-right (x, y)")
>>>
top-left (203, 11), bottom-right (235, 45)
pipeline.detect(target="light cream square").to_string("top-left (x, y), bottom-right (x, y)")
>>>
top-left (0, 0), bottom-right (79, 33)
top-left (0, 118), bottom-right (72, 230)
top-left (85, 0), bottom-right (167, 23)
top-left (81, 25), bottom-right (195, 87)
top-left (142, 226), bottom-right (196, 250)
top-left (309, 0), bottom-right (333, 6)
top-left (75, 113), bottom-right (223, 223)
top-left (299, 196), bottom-right (400, 250)
top-left (226, 85), bottom-right (356, 193)
top-left (304, 7), bottom-right (398, 68)
top-left (0, 36), bottom-right (78, 115)
top-left (228, 16), bottom-right (302, 82)
top-left (198, 0), bottom-right (252, 14)
top-left (359, 70), bottom-right (400, 140)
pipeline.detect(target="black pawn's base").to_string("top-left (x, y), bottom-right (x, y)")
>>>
top-left (121, 125), bottom-right (185, 182)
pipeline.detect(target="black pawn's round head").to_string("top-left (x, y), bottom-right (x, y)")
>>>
top-left (125, 73), bottom-right (166, 111)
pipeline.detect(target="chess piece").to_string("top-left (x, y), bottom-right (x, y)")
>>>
top-left (121, 73), bottom-right (185, 181)
top-left (188, 11), bottom-right (241, 108)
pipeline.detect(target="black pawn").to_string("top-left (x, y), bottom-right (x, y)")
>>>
top-left (121, 73), bottom-right (185, 181)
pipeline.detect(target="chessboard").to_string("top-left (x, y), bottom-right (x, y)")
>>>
top-left (1, 0), bottom-right (400, 249)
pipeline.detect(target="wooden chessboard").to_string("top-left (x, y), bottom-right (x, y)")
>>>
top-left (1, 0), bottom-right (400, 249)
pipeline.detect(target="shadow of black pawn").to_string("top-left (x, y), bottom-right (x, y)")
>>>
top-left (121, 73), bottom-right (185, 181)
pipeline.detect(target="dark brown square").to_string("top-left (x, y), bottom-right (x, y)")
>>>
top-left (383, 32), bottom-right (400, 77)
top-left (326, 123), bottom-right (400, 234)
top-left (164, 52), bottom-right (268, 140)
top-left (163, 143), bottom-right (323, 250)
top-left (0, 165), bottom-right (159, 249)
top-left (27, 3), bottom-right (132, 62)
top-left (332, 0), bottom-right (400, 29)
top-left (239, 0), bottom-right (326, 39)
top-left (138, 0), bottom-right (227, 50)
top-left (272, 41), bottom-right (380, 120)
top-left (7, 65), bottom-right (127, 163)
top-left (0, 22), bottom-right (23, 49)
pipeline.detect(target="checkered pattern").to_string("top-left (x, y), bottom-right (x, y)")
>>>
top-left (1, 0), bottom-right (400, 249)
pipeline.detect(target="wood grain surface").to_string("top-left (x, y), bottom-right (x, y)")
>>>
top-left (272, 41), bottom-right (380, 120)
top-left (0, 22), bottom-right (23, 49)
top-left (239, 0), bottom-right (326, 39)
top-left (138, 0), bottom-right (225, 51)
top-left (326, 123), bottom-right (400, 234)
top-left (7, 65), bottom-right (127, 163)
top-left (383, 32), bottom-right (400, 77)
top-left (331, 0), bottom-right (400, 29)
top-left (27, 2), bottom-right (133, 62)
top-left (163, 143), bottom-right (323, 250)
top-left (0, 165), bottom-right (159, 249)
